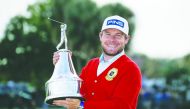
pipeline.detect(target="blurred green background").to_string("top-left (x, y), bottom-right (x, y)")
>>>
top-left (0, 0), bottom-right (190, 109)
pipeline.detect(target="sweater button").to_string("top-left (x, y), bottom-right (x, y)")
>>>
top-left (92, 92), bottom-right (95, 95)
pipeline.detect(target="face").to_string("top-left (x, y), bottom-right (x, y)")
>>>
top-left (99, 28), bottom-right (129, 56)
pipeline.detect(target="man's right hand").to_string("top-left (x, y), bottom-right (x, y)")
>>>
top-left (53, 51), bottom-right (60, 65)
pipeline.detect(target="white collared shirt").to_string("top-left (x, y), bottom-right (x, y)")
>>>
top-left (97, 50), bottom-right (125, 76)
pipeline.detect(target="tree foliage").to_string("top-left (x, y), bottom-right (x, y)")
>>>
top-left (0, 0), bottom-right (135, 89)
top-left (138, 53), bottom-right (190, 86)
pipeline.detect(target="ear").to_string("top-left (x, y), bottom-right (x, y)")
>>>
top-left (124, 35), bottom-right (130, 44)
top-left (99, 32), bottom-right (103, 41)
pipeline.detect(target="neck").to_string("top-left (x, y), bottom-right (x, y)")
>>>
top-left (102, 50), bottom-right (124, 61)
top-left (103, 53), bottom-right (114, 61)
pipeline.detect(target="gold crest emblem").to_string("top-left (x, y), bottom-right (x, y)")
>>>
top-left (105, 68), bottom-right (118, 81)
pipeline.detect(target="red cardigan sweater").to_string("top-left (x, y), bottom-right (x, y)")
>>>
top-left (80, 55), bottom-right (142, 109)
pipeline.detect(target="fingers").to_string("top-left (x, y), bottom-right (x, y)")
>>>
top-left (68, 51), bottom-right (72, 56)
top-left (53, 51), bottom-right (60, 65)
top-left (53, 100), bottom-right (68, 107)
top-left (52, 50), bottom-right (73, 65)
top-left (66, 98), bottom-right (80, 109)
top-left (53, 99), bottom-right (80, 109)
top-left (66, 98), bottom-right (80, 103)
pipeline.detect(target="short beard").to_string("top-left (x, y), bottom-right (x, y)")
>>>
top-left (103, 48), bottom-right (124, 56)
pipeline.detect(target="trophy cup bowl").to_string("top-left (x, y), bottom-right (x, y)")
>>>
top-left (45, 49), bottom-right (83, 105)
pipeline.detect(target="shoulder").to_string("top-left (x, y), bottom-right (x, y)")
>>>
top-left (119, 55), bottom-right (141, 76)
top-left (81, 57), bottom-right (99, 71)
top-left (121, 55), bottom-right (140, 69)
top-left (80, 57), bottom-right (99, 78)
top-left (119, 55), bottom-right (142, 84)
top-left (85, 57), bottom-right (99, 66)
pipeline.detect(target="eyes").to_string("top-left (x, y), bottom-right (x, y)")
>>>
top-left (103, 32), bottom-right (124, 40)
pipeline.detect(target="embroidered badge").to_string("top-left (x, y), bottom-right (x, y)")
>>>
top-left (105, 68), bottom-right (118, 81)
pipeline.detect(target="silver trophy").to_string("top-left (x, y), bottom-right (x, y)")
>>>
top-left (45, 18), bottom-right (83, 105)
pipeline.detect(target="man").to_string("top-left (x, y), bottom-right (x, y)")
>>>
top-left (52, 15), bottom-right (142, 109)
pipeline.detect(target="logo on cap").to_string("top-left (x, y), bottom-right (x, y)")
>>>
top-left (107, 19), bottom-right (124, 28)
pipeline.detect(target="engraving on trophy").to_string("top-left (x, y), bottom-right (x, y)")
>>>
top-left (45, 18), bottom-right (83, 105)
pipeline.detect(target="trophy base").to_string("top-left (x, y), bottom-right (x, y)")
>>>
top-left (45, 76), bottom-right (84, 105)
top-left (46, 96), bottom-right (84, 105)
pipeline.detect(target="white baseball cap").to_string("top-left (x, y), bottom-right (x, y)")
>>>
top-left (101, 15), bottom-right (129, 35)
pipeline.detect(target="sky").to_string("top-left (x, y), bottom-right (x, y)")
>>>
top-left (0, 0), bottom-right (190, 59)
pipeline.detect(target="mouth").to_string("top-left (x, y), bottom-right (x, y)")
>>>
top-left (107, 45), bottom-right (116, 51)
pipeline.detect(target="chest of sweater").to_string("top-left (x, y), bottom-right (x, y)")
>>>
top-left (81, 58), bottom-right (129, 100)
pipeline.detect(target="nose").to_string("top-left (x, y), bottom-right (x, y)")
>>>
top-left (108, 35), bottom-right (117, 42)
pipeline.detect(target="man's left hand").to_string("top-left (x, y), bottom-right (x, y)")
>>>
top-left (53, 98), bottom-right (80, 109)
